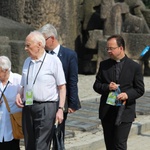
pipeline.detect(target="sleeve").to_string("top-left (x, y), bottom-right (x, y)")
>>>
top-left (125, 64), bottom-right (145, 104)
top-left (67, 52), bottom-right (80, 110)
top-left (53, 57), bottom-right (66, 86)
top-left (93, 62), bottom-right (110, 95)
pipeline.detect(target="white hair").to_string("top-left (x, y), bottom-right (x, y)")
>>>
top-left (29, 31), bottom-right (46, 48)
top-left (38, 24), bottom-right (58, 40)
top-left (0, 56), bottom-right (11, 71)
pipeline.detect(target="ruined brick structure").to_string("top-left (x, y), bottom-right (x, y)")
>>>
top-left (0, 0), bottom-right (150, 75)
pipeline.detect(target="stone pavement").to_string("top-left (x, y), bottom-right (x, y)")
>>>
top-left (100, 129), bottom-right (150, 150)
top-left (20, 75), bottom-right (150, 150)
top-left (64, 93), bottom-right (150, 150)
top-left (126, 130), bottom-right (150, 150)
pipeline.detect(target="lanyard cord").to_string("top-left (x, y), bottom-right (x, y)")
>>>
top-left (0, 81), bottom-right (9, 102)
top-left (26, 53), bottom-right (46, 85)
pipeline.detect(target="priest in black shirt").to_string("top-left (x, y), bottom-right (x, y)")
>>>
top-left (93, 35), bottom-right (144, 150)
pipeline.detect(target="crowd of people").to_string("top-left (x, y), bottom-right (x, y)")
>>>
top-left (0, 24), bottom-right (145, 150)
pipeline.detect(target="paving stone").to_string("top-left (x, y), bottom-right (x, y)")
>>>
top-left (67, 115), bottom-right (100, 123)
top-left (65, 91), bottom-right (150, 138)
top-left (65, 130), bottom-right (75, 138)
top-left (66, 120), bottom-right (100, 132)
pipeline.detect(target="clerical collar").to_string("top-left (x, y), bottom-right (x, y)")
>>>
top-left (116, 60), bottom-right (120, 62)
top-left (116, 56), bottom-right (126, 62)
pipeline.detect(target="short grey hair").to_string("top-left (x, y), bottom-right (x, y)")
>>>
top-left (29, 31), bottom-right (46, 48)
top-left (0, 56), bottom-right (11, 71)
top-left (38, 24), bottom-right (58, 40)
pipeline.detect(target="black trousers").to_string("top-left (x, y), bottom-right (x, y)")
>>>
top-left (0, 139), bottom-right (20, 150)
top-left (22, 102), bottom-right (57, 150)
top-left (101, 120), bottom-right (132, 150)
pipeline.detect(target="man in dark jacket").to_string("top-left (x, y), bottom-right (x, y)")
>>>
top-left (39, 24), bottom-right (81, 149)
top-left (93, 34), bottom-right (144, 150)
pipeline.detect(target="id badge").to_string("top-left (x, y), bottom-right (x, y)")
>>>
top-left (106, 91), bottom-right (116, 106)
top-left (25, 90), bottom-right (33, 105)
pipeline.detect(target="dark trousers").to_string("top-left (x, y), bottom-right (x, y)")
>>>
top-left (0, 139), bottom-right (20, 150)
top-left (101, 120), bottom-right (132, 150)
top-left (22, 102), bottom-right (57, 150)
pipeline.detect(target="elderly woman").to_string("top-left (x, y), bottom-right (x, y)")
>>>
top-left (0, 56), bottom-right (22, 150)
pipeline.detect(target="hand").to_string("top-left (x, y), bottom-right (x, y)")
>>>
top-left (109, 82), bottom-right (120, 91)
top-left (15, 94), bottom-right (24, 108)
top-left (55, 109), bottom-right (64, 124)
top-left (117, 92), bottom-right (128, 101)
top-left (68, 108), bottom-right (76, 113)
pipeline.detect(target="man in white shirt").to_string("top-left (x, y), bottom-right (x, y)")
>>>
top-left (16, 31), bottom-right (66, 150)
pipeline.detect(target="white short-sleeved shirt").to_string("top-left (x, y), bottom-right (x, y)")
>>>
top-left (0, 72), bottom-right (22, 142)
top-left (21, 52), bottom-right (66, 102)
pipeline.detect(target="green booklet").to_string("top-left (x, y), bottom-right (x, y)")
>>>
top-left (106, 91), bottom-right (116, 106)
top-left (106, 87), bottom-right (121, 106)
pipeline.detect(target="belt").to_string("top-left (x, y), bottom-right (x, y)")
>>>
top-left (33, 100), bottom-right (57, 104)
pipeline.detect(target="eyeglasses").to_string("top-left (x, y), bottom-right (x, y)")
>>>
top-left (45, 36), bottom-right (52, 41)
top-left (105, 47), bottom-right (119, 51)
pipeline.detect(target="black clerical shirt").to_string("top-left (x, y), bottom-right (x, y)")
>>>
top-left (115, 56), bottom-right (126, 83)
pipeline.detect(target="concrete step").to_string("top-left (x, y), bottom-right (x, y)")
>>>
top-left (136, 92), bottom-right (150, 115)
top-left (0, 45), bottom-right (11, 58)
top-left (67, 115), bottom-right (100, 124)
top-left (65, 91), bottom-right (150, 139)
top-left (0, 36), bottom-right (9, 44)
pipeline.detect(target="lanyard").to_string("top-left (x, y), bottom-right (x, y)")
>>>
top-left (0, 81), bottom-right (9, 102)
top-left (26, 53), bottom-right (46, 85)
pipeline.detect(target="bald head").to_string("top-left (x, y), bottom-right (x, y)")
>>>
top-left (26, 31), bottom-right (46, 48)
top-left (25, 31), bottom-right (46, 60)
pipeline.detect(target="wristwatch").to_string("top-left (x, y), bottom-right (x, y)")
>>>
top-left (58, 106), bottom-right (65, 111)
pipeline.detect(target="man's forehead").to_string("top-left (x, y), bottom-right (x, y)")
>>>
top-left (25, 36), bottom-right (34, 43)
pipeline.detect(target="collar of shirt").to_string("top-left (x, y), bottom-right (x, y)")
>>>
top-left (116, 55), bottom-right (126, 63)
top-left (53, 44), bottom-right (60, 55)
top-left (30, 52), bottom-right (46, 63)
